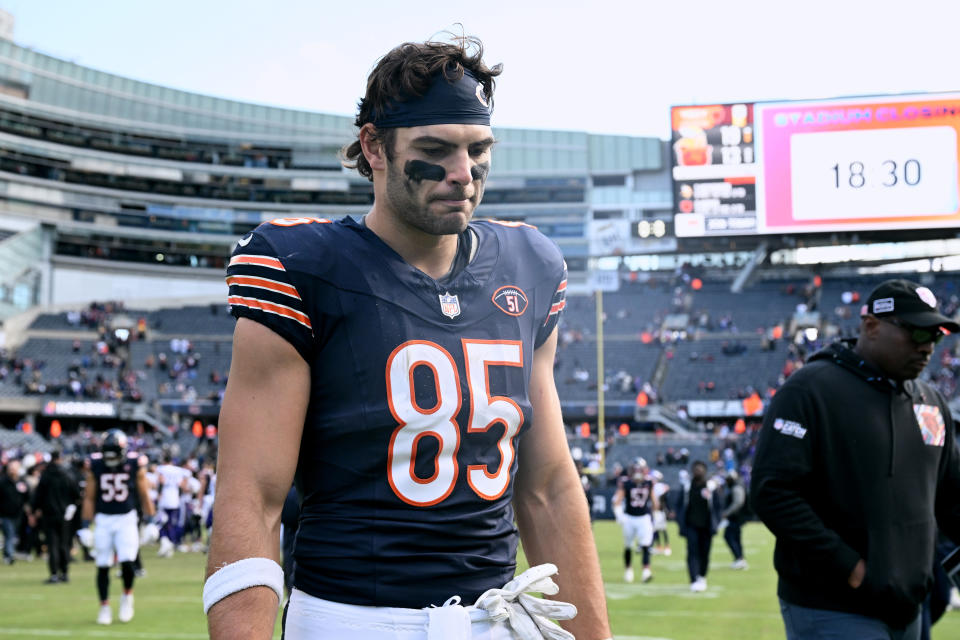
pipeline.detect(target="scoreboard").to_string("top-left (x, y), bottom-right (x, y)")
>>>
top-left (671, 92), bottom-right (960, 237)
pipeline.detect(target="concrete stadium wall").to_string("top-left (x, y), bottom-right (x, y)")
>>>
top-left (50, 257), bottom-right (225, 305)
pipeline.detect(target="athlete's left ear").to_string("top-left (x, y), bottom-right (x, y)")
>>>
top-left (359, 123), bottom-right (388, 173)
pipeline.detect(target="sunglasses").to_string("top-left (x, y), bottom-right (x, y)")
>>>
top-left (879, 317), bottom-right (946, 345)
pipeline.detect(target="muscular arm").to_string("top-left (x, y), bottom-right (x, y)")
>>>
top-left (612, 487), bottom-right (624, 508)
top-left (513, 328), bottom-right (611, 640)
top-left (81, 470), bottom-right (96, 522)
top-left (205, 318), bottom-right (310, 640)
top-left (136, 468), bottom-right (155, 519)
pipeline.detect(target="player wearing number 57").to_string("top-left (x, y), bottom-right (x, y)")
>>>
top-left (205, 32), bottom-right (611, 640)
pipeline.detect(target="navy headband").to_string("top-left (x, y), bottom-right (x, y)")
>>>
top-left (370, 69), bottom-right (492, 128)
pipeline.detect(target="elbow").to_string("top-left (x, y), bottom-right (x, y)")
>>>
top-left (748, 485), bottom-right (769, 520)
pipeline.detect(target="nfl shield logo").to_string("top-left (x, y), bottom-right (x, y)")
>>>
top-left (439, 292), bottom-right (461, 319)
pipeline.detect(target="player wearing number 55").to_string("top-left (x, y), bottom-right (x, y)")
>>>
top-left (78, 429), bottom-right (157, 625)
top-left (205, 32), bottom-right (611, 640)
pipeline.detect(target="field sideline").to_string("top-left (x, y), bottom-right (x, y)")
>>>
top-left (1, 521), bottom-right (958, 639)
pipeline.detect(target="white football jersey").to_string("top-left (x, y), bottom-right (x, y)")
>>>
top-left (156, 464), bottom-right (191, 509)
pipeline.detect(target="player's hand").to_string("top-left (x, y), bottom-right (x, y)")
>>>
top-left (141, 522), bottom-right (160, 545)
top-left (718, 518), bottom-right (729, 530)
top-left (475, 564), bottom-right (576, 640)
top-left (848, 559), bottom-right (866, 589)
top-left (77, 528), bottom-right (94, 549)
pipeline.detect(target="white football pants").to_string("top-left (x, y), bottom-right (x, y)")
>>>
top-left (93, 510), bottom-right (139, 566)
top-left (283, 589), bottom-right (515, 640)
top-left (621, 513), bottom-right (654, 548)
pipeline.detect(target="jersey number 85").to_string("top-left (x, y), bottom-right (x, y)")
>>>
top-left (386, 339), bottom-right (523, 507)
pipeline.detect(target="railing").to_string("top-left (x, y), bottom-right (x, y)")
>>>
top-left (0, 223), bottom-right (44, 320)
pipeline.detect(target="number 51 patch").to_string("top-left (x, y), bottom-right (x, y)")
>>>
top-left (914, 404), bottom-right (946, 447)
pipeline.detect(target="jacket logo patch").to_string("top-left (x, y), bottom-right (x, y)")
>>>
top-left (913, 403), bottom-right (946, 446)
top-left (773, 418), bottom-right (807, 439)
top-left (439, 292), bottom-right (461, 319)
top-left (492, 285), bottom-right (529, 317)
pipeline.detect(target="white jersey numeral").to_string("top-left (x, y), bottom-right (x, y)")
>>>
top-left (100, 473), bottom-right (130, 503)
top-left (386, 340), bottom-right (524, 507)
top-left (464, 340), bottom-right (524, 500)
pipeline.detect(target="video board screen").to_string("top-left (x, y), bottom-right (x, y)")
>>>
top-left (671, 92), bottom-right (960, 237)
top-left (671, 103), bottom-right (759, 236)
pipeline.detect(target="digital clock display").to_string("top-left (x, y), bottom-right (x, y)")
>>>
top-left (755, 93), bottom-right (960, 234)
top-left (671, 92), bottom-right (960, 237)
top-left (790, 126), bottom-right (958, 221)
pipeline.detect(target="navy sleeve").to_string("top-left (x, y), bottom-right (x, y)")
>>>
top-left (226, 231), bottom-right (315, 361)
top-left (535, 257), bottom-right (567, 349)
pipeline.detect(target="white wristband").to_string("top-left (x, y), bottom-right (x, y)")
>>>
top-left (203, 557), bottom-right (285, 615)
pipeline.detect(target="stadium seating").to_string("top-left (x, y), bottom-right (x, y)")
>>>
top-left (3, 270), bottom-right (959, 435)
top-left (658, 335), bottom-right (786, 401)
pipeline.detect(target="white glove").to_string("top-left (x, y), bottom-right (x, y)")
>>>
top-left (475, 563), bottom-right (577, 640)
top-left (77, 528), bottom-right (94, 549)
top-left (141, 522), bottom-right (160, 545)
top-left (613, 504), bottom-right (625, 524)
top-left (718, 519), bottom-right (729, 530)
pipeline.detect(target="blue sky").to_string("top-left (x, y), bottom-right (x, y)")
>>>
top-left (1, 0), bottom-right (955, 139)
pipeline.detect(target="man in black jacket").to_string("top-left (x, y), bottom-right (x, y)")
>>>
top-left (676, 460), bottom-right (722, 593)
top-left (720, 470), bottom-right (748, 571)
top-left (0, 458), bottom-right (28, 564)
top-left (32, 450), bottom-right (80, 583)
top-left (751, 279), bottom-right (960, 640)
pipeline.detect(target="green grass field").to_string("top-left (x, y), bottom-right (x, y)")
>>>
top-left (1, 521), bottom-right (958, 639)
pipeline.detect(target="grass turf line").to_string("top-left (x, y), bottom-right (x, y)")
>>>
top-left (1, 522), bottom-right (958, 639)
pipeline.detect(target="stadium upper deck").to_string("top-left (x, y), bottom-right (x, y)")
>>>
top-left (0, 37), bottom-right (670, 310)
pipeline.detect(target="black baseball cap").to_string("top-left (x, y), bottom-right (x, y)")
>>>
top-left (862, 279), bottom-right (960, 331)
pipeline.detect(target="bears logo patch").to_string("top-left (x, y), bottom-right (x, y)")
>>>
top-left (914, 403), bottom-right (946, 446)
top-left (492, 285), bottom-right (528, 317)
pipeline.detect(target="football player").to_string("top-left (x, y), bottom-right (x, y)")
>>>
top-left (204, 34), bottom-right (611, 640)
top-left (613, 458), bottom-right (658, 583)
top-left (155, 453), bottom-right (190, 557)
top-left (78, 429), bottom-right (155, 625)
top-left (198, 459), bottom-right (216, 544)
top-left (651, 469), bottom-right (672, 556)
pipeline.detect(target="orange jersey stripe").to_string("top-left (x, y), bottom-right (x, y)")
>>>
top-left (228, 255), bottom-right (285, 270)
top-left (228, 295), bottom-right (312, 331)
top-left (486, 219), bottom-right (538, 230)
top-left (549, 300), bottom-right (566, 314)
top-left (226, 275), bottom-right (301, 300)
top-left (556, 280), bottom-right (567, 292)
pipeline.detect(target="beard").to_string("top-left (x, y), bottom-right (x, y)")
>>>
top-left (383, 159), bottom-right (481, 236)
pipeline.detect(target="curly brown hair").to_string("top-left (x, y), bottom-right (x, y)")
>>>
top-left (340, 34), bottom-right (502, 181)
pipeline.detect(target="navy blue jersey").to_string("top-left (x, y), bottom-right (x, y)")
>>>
top-left (226, 216), bottom-right (566, 608)
top-left (90, 452), bottom-right (140, 515)
top-left (622, 478), bottom-right (654, 517)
